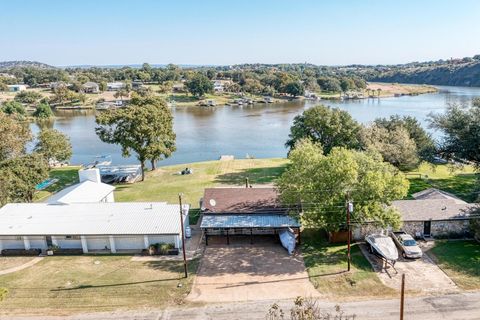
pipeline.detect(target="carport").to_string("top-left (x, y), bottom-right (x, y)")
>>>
top-left (200, 187), bottom-right (301, 246)
top-left (200, 214), bottom-right (300, 245)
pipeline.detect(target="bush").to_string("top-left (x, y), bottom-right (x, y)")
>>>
top-left (0, 288), bottom-right (8, 302)
top-left (1, 249), bottom-right (41, 256)
top-left (33, 103), bottom-right (54, 119)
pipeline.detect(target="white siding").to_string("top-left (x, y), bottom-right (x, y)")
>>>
top-left (56, 237), bottom-right (82, 249)
top-left (2, 236), bottom-right (25, 249)
top-left (86, 236), bottom-right (110, 251)
top-left (114, 236), bottom-right (145, 250)
top-left (29, 236), bottom-right (48, 250)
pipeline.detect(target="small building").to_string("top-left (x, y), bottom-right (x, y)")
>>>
top-left (353, 188), bottom-right (478, 240)
top-left (212, 80), bottom-right (232, 93)
top-left (172, 83), bottom-right (185, 92)
top-left (200, 188), bottom-right (300, 245)
top-left (7, 84), bottom-right (27, 92)
top-left (82, 82), bottom-right (100, 94)
top-left (0, 202), bottom-right (189, 253)
top-left (47, 168), bottom-right (115, 204)
top-left (107, 82), bottom-right (125, 91)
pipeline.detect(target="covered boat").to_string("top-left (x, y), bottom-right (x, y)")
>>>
top-left (365, 234), bottom-right (399, 263)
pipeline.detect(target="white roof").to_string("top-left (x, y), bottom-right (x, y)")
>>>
top-left (0, 202), bottom-right (186, 236)
top-left (47, 181), bottom-right (115, 204)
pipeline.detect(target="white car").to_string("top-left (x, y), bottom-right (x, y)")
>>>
top-left (391, 231), bottom-right (423, 259)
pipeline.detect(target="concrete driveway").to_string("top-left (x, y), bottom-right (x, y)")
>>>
top-left (360, 243), bottom-right (458, 294)
top-left (188, 243), bottom-right (319, 302)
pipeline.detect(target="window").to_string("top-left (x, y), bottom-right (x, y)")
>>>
top-left (65, 235), bottom-right (81, 240)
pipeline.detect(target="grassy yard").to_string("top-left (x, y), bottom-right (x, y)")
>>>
top-left (114, 158), bottom-right (289, 210)
top-left (301, 229), bottom-right (396, 299)
top-left (0, 256), bottom-right (199, 314)
top-left (34, 166), bottom-right (81, 202)
top-left (428, 240), bottom-right (480, 290)
top-left (0, 257), bottom-right (35, 271)
top-left (406, 163), bottom-right (478, 202)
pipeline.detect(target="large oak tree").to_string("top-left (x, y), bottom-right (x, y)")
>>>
top-left (95, 94), bottom-right (176, 180)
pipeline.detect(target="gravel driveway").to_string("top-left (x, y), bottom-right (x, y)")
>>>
top-left (188, 243), bottom-right (319, 302)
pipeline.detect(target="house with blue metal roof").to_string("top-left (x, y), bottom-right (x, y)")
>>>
top-left (200, 188), bottom-right (301, 246)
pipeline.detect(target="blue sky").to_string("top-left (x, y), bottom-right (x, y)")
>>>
top-left (1, 0), bottom-right (479, 66)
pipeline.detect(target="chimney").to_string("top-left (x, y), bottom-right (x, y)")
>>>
top-left (79, 168), bottom-right (102, 184)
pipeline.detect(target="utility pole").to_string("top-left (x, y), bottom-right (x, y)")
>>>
top-left (245, 177), bottom-right (249, 188)
top-left (346, 195), bottom-right (352, 272)
top-left (178, 193), bottom-right (188, 278)
top-left (400, 273), bottom-right (405, 320)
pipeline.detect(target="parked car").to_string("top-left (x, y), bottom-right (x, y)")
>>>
top-left (390, 231), bottom-right (423, 259)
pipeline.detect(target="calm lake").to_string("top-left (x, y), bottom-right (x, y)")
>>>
top-left (30, 86), bottom-right (480, 167)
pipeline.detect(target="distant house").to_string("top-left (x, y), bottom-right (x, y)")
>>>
top-left (212, 80), bottom-right (232, 93)
top-left (50, 82), bottom-right (69, 90)
top-left (200, 188), bottom-right (300, 245)
top-left (354, 188), bottom-right (478, 240)
top-left (82, 82), bottom-right (100, 94)
top-left (172, 82), bottom-right (185, 92)
top-left (107, 82), bottom-right (125, 91)
top-left (7, 84), bottom-right (27, 92)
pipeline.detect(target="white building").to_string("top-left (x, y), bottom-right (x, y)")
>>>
top-left (47, 168), bottom-right (115, 204)
top-left (0, 202), bottom-right (189, 253)
top-left (7, 84), bottom-right (27, 92)
top-left (106, 82), bottom-right (126, 91)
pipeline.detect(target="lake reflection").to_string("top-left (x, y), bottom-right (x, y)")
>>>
top-left (30, 86), bottom-right (480, 166)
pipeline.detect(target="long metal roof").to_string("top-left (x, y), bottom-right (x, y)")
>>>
top-left (0, 202), bottom-right (187, 236)
top-left (200, 214), bottom-right (300, 229)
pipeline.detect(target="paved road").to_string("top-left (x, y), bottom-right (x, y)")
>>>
top-left (2, 291), bottom-right (479, 320)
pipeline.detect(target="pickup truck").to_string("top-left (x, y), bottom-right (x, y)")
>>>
top-left (390, 231), bottom-right (423, 259)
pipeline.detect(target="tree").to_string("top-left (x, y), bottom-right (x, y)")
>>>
top-left (114, 89), bottom-right (129, 101)
top-left (14, 90), bottom-right (42, 104)
top-left (286, 105), bottom-right (362, 154)
top-left (283, 81), bottom-right (305, 97)
top-left (374, 115), bottom-right (436, 161)
top-left (277, 140), bottom-right (408, 231)
top-left (0, 112), bottom-right (31, 162)
top-left (360, 124), bottom-right (419, 170)
top-left (95, 95), bottom-right (176, 180)
top-left (1, 100), bottom-right (26, 116)
top-left (33, 103), bottom-right (54, 119)
top-left (34, 128), bottom-right (72, 165)
top-left (0, 153), bottom-right (49, 204)
top-left (317, 77), bottom-right (341, 92)
top-left (186, 74), bottom-right (214, 98)
top-left (429, 99), bottom-right (480, 165)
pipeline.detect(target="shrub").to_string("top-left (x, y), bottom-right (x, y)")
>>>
top-left (0, 288), bottom-right (8, 302)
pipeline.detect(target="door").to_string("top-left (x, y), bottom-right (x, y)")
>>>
top-left (46, 236), bottom-right (53, 247)
top-left (423, 221), bottom-right (432, 236)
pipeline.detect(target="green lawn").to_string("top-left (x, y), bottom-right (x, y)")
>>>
top-left (406, 163), bottom-right (478, 202)
top-left (0, 256), bottom-right (199, 314)
top-left (301, 229), bottom-right (396, 298)
top-left (114, 158), bottom-right (289, 209)
top-left (34, 166), bottom-right (81, 202)
top-left (429, 240), bottom-right (480, 290)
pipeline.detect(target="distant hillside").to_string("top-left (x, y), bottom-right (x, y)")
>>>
top-left (0, 61), bottom-right (55, 70)
top-left (365, 58), bottom-right (480, 87)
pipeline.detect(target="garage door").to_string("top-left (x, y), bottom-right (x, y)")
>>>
top-left (86, 236), bottom-right (110, 250)
top-left (114, 236), bottom-right (145, 250)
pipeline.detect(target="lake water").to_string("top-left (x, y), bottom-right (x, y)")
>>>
top-left (30, 85), bottom-right (480, 167)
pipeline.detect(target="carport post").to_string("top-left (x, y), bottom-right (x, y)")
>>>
top-left (400, 273), bottom-right (405, 320)
top-left (179, 194), bottom-right (188, 278)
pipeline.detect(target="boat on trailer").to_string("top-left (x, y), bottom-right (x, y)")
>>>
top-left (365, 233), bottom-right (399, 265)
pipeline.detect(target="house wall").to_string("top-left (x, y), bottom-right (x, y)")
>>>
top-left (114, 236), bottom-right (145, 250)
top-left (55, 237), bottom-right (82, 249)
top-left (86, 236), bottom-right (110, 251)
top-left (353, 219), bottom-right (471, 240)
top-left (29, 236), bottom-right (48, 250)
top-left (0, 236), bottom-right (24, 250)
